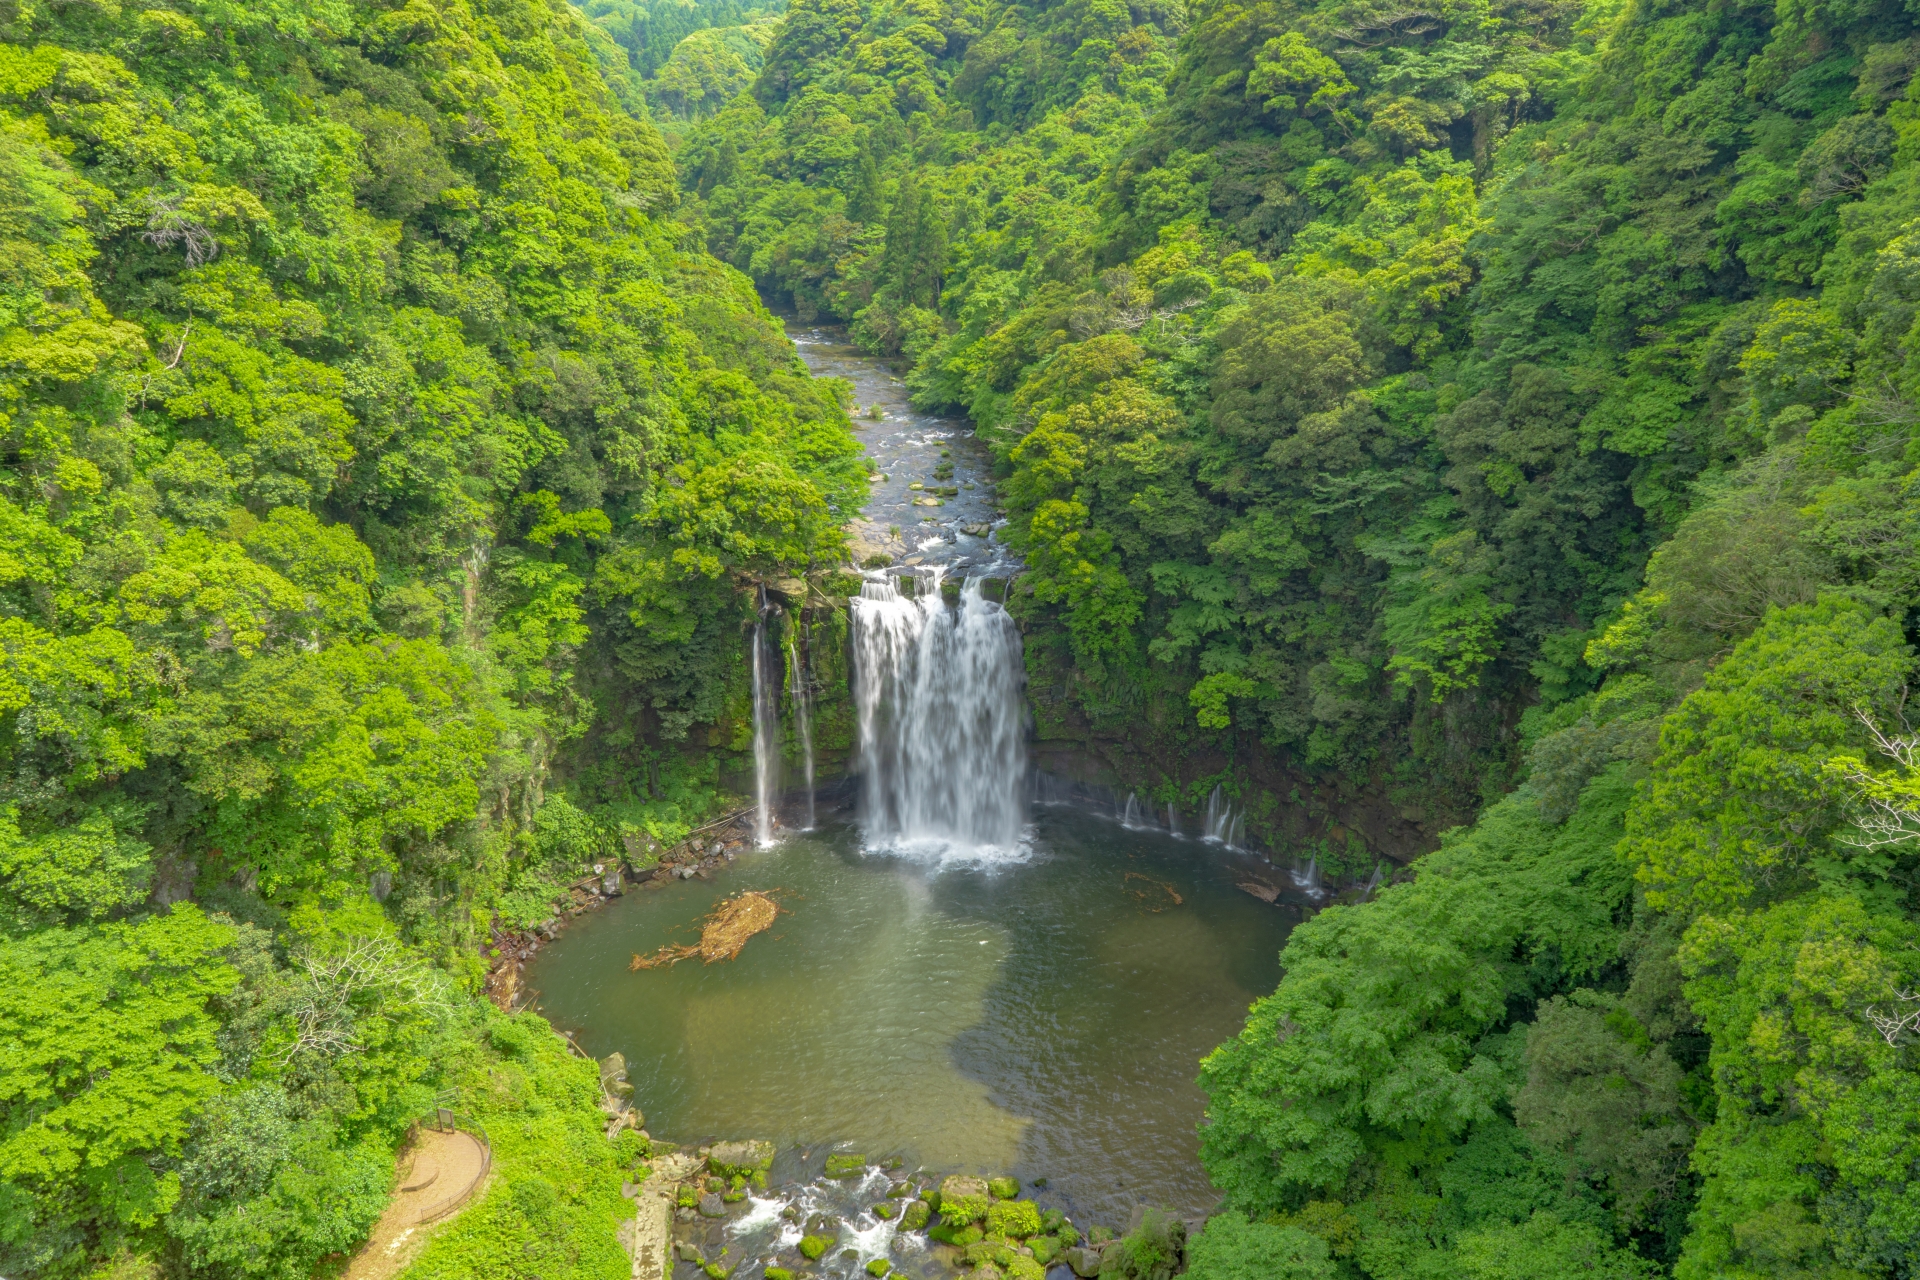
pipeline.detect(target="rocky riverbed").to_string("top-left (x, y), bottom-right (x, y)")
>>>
top-left (623, 1135), bottom-right (1166, 1280)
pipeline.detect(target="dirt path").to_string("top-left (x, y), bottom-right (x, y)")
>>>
top-left (344, 1127), bottom-right (491, 1280)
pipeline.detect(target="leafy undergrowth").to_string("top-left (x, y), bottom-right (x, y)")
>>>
top-left (399, 1014), bottom-right (638, 1280)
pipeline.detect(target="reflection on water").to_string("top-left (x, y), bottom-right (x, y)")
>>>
top-left (524, 808), bottom-right (1298, 1226)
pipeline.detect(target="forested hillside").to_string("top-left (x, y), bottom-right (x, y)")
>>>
top-left (668, 0), bottom-right (1920, 1273)
top-left (0, 0), bottom-right (861, 1275)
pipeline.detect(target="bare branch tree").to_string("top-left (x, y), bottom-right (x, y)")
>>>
top-left (281, 936), bottom-right (453, 1063)
top-left (1866, 989), bottom-right (1920, 1047)
top-left (1834, 705), bottom-right (1920, 850)
top-left (140, 193), bottom-right (221, 267)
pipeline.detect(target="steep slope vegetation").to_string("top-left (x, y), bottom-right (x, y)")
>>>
top-left (0, 0), bottom-right (861, 1275)
top-left (672, 0), bottom-right (1920, 1274)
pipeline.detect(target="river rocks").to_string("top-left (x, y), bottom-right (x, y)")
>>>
top-left (872, 1201), bottom-right (896, 1220)
top-left (938, 1175), bottom-right (988, 1217)
top-left (1063, 1247), bottom-right (1103, 1277)
top-left (988, 1199), bottom-right (1042, 1238)
top-left (805, 1213), bottom-right (839, 1236)
top-left (798, 1235), bottom-right (834, 1261)
top-left (697, 1192), bottom-right (726, 1217)
top-left (823, 1153), bottom-right (867, 1178)
top-left (675, 1242), bottom-right (702, 1262)
top-left (987, 1176), bottom-right (1020, 1199)
top-left (1004, 1259), bottom-right (1045, 1280)
top-left (865, 1261), bottom-right (891, 1278)
top-left (707, 1140), bottom-right (775, 1187)
top-left (899, 1200), bottom-right (931, 1231)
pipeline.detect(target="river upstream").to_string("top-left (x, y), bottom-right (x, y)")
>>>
top-left (524, 327), bottom-right (1304, 1275)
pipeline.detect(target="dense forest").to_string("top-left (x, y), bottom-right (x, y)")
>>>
top-left (0, 0), bottom-right (862, 1275)
top-left (5, 0), bottom-right (1920, 1272)
top-left (667, 0), bottom-right (1920, 1272)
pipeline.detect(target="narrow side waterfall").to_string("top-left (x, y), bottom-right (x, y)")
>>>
top-left (849, 572), bottom-right (1026, 856)
top-left (750, 603), bottom-right (783, 848)
top-left (1200, 784), bottom-right (1244, 850)
top-left (787, 628), bottom-right (816, 830)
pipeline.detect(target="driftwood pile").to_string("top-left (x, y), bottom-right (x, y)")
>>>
top-left (629, 891), bottom-right (780, 970)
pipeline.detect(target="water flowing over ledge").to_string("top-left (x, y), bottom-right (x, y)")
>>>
top-left (849, 571), bottom-right (1027, 863)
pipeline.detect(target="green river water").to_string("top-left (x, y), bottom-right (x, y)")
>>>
top-left (523, 806), bottom-right (1298, 1229)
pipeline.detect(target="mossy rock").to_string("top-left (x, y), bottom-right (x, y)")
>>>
top-left (1028, 1235), bottom-right (1059, 1265)
top-left (706, 1140), bottom-right (775, 1183)
top-left (972, 1267), bottom-right (1004, 1280)
top-left (676, 1185), bottom-right (700, 1209)
top-left (1055, 1224), bottom-right (1080, 1248)
top-left (899, 1201), bottom-right (931, 1231)
top-left (873, 1201), bottom-right (897, 1220)
top-left (986, 1177), bottom-right (1019, 1200)
top-left (1087, 1226), bottom-right (1114, 1246)
top-left (953, 1225), bottom-right (985, 1248)
top-left (1040, 1209), bottom-right (1066, 1233)
top-left (937, 1176), bottom-right (989, 1227)
top-left (824, 1154), bottom-right (868, 1179)
top-left (986, 1200), bottom-right (1041, 1239)
top-left (798, 1235), bottom-right (834, 1261)
top-left (886, 1182), bottom-right (914, 1199)
top-left (865, 1262), bottom-right (892, 1278)
top-left (702, 1263), bottom-right (732, 1280)
top-left (1004, 1259), bottom-right (1045, 1280)
top-left (765, 1270), bottom-right (796, 1280)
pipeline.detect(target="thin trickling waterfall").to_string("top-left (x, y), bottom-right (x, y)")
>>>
top-left (750, 598), bottom-right (783, 848)
top-left (1165, 801), bottom-right (1180, 838)
top-left (1121, 792), bottom-right (1142, 828)
top-left (787, 626), bottom-right (816, 831)
top-left (848, 571), bottom-right (1026, 856)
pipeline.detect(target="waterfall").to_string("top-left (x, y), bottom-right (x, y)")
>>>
top-left (750, 600), bottom-right (783, 848)
top-left (1200, 784), bottom-right (1244, 850)
top-left (848, 571), bottom-right (1026, 857)
top-left (1360, 861), bottom-right (1386, 900)
top-left (1121, 792), bottom-right (1142, 828)
top-left (787, 627), bottom-right (816, 831)
top-left (1166, 801), bottom-right (1180, 838)
top-left (1291, 856), bottom-right (1324, 897)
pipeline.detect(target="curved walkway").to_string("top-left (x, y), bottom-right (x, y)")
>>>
top-left (344, 1127), bottom-right (491, 1280)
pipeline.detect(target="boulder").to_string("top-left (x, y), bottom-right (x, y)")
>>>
top-left (697, 1192), bottom-right (726, 1218)
top-left (899, 1200), bottom-right (931, 1231)
top-left (1064, 1247), bottom-right (1103, 1278)
top-left (939, 1175), bottom-right (987, 1203)
top-left (674, 1242), bottom-right (702, 1262)
top-left (706, 1140), bottom-right (775, 1182)
top-left (824, 1153), bottom-right (868, 1179)
top-left (987, 1177), bottom-right (1020, 1199)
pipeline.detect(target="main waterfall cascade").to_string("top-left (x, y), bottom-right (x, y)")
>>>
top-left (749, 599), bottom-right (783, 848)
top-left (848, 572), bottom-right (1028, 857)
